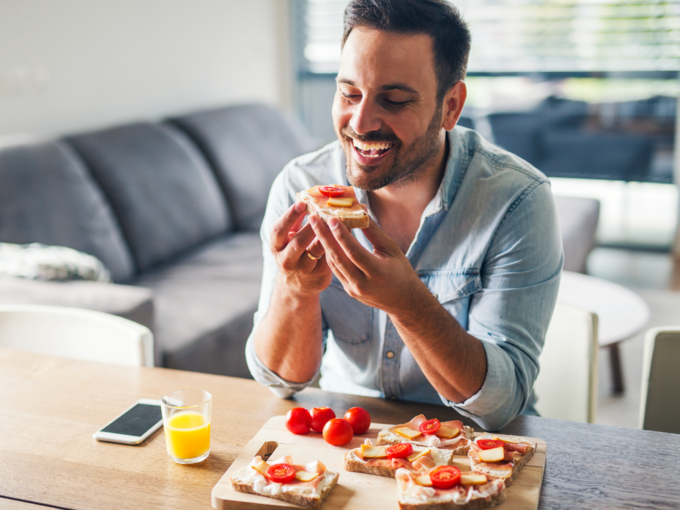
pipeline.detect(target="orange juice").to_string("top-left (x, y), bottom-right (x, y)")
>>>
top-left (164, 411), bottom-right (210, 460)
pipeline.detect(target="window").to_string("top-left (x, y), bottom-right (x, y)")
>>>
top-left (298, 0), bottom-right (680, 75)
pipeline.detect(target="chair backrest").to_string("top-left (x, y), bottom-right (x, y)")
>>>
top-left (0, 305), bottom-right (153, 367)
top-left (639, 327), bottom-right (680, 433)
top-left (534, 301), bottom-right (599, 423)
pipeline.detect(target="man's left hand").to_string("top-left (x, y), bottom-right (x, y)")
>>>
top-left (308, 214), bottom-right (424, 314)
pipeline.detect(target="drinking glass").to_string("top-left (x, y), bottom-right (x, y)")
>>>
top-left (161, 389), bottom-right (211, 464)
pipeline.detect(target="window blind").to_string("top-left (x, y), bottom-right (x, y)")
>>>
top-left (300, 0), bottom-right (680, 74)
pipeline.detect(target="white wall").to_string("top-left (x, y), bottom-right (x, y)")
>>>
top-left (0, 0), bottom-right (292, 137)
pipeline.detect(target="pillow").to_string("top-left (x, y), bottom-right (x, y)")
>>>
top-left (0, 243), bottom-right (111, 282)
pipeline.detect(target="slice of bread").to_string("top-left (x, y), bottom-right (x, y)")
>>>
top-left (396, 469), bottom-right (506, 510)
top-left (343, 445), bottom-right (454, 478)
top-left (297, 185), bottom-right (369, 229)
top-left (231, 473), bottom-right (339, 510)
top-left (398, 489), bottom-right (506, 510)
top-left (230, 456), bottom-right (339, 510)
top-left (377, 425), bottom-right (475, 455)
top-left (468, 435), bottom-right (536, 488)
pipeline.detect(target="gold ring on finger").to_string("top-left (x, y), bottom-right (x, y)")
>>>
top-left (306, 251), bottom-right (320, 261)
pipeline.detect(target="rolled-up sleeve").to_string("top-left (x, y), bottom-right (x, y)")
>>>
top-left (440, 181), bottom-right (563, 431)
top-left (244, 168), bottom-right (324, 398)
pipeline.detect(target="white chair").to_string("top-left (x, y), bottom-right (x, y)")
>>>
top-left (0, 304), bottom-right (153, 367)
top-left (533, 301), bottom-right (599, 423)
top-left (639, 327), bottom-right (680, 433)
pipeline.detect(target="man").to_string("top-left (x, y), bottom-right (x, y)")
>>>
top-left (245, 0), bottom-right (562, 430)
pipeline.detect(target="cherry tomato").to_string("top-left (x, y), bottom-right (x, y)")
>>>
top-left (322, 418), bottom-right (354, 446)
top-left (386, 443), bottom-right (414, 459)
top-left (419, 418), bottom-right (441, 435)
top-left (318, 185), bottom-right (344, 197)
top-left (429, 466), bottom-right (461, 489)
top-left (344, 407), bottom-right (371, 435)
top-left (310, 407), bottom-right (336, 433)
top-left (285, 407), bottom-right (311, 435)
top-left (477, 438), bottom-right (504, 450)
top-left (267, 463), bottom-right (296, 484)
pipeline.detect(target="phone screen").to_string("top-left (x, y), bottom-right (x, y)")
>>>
top-left (100, 403), bottom-right (162, 437)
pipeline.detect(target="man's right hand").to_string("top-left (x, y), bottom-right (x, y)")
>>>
top-left (270, 202), bottom-right (332, 295)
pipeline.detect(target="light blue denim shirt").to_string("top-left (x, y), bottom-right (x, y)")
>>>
top-left (246, 127), bottom-right (563, 431)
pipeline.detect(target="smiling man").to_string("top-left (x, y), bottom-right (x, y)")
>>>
top-left (245, 0), bottom-right (563, 430)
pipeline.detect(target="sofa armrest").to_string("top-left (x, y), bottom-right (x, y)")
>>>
top-left (0, 276), bottom-right (154, 333)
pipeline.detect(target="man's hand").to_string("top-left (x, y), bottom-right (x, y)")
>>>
top-left (308, 214), bottom-right (423, 314)
top-left (271, 202), bottom-right (332, 296)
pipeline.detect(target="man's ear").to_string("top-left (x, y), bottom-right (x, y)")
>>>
top-left (441, 81), bottom-right (467, 131)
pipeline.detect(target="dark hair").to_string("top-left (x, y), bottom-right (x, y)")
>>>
top-left (342, 0), bottom-right (471, 102)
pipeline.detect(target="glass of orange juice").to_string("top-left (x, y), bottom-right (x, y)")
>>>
top-left (161, 389), bottom-right (211, 464)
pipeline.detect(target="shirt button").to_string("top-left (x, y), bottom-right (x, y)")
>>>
top-left (386, 351), bottom-right (395, 359)
top-left (433, 292), bottom-right (439, 300)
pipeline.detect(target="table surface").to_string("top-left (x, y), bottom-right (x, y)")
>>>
top-left (2, 348), bottom-right (679, 510)
top-left (558, 270), bottom-right (651, 346)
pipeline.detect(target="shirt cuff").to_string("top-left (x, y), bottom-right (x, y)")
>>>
top-left (245, 335), bottom-right (317, 399)
top-left (439, 340), bottom-right (519, 431)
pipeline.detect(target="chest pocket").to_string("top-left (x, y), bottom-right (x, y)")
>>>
top-left (320, 277), bottom-right (373, 345)
top-left (417, 270), bottom-right (481, 328)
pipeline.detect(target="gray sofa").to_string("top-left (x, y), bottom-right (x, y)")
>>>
top-left (0, 104), bottom-right (599, 377)
top-left (0, 104), bottom-right (316, 376)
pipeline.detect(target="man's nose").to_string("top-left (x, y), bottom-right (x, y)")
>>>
top-left (349, 97), bottom-right (382, 135)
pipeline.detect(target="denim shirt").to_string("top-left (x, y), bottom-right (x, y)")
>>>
top-left (245, 127), bottom-right (563, 431)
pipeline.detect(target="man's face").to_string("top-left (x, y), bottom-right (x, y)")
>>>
top-left (332, 28), bottom-right (445, 191)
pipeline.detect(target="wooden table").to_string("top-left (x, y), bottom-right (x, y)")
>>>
top-left (2, 348), bottom-right (679, 510)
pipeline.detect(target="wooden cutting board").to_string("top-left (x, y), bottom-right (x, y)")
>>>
top-left (212, 416), bottom-right (546, 510)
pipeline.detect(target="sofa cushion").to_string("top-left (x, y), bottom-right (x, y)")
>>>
top-left (67, 123), bottom-right (231, 273)
top-left (134, 232), bottom-right (263, 377)
top-left (170, 104), bottom-right (317, 231)
top-left (0, 141), bottom-right (135, 282)
top-left (0, 275), bottom-right (154, 335)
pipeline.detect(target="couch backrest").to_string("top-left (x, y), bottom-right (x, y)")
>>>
top-left (67, 123), bottom-right (231, 273)
top-left (0, 141), bottom-right (136, 282)
top-left (170, 104), bottom-right (317, 231)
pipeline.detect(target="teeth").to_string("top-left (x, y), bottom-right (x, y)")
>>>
top-left (353, 139), bottom-right (393, 151)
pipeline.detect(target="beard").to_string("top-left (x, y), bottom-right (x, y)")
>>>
top-left (339, 105), bottom-right (444, 191)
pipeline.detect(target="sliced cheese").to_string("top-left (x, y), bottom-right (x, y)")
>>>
top-left (494, 435), bottom-right (519, 444)
top-left (414, 474), bottom-right (433, 487)
top-left (327, 197), bottom-right (354, 207)
top-left (435, 426), bottom-right (460, 439)
top-left (294, 470), bottom-right (320, 482)
top-left (361, 444), bottom-right (387, 459)
top-left (461, 473), bottom-right (488, 486)
top-left (395, 427), bottom-right (423, 440)
top-left (478, 446), bottom-right (504, 463)
top-left (406, 448), bottom-right (431, 463)
top-left (252, 460), bottom-right (270, 476)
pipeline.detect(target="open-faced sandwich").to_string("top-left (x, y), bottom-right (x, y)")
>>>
top-left (467, 433), bottom-right (536, 487)
top-left (396, 465), bottom-right (506, 510)
top-left (377, 415), bottom-right (474, 455)
top-left (296, 184), bottom-right (370, 229)
top-left (230, 455), bottom-right (339, 509)
top-left (344, 439), bottom-right (454, 478)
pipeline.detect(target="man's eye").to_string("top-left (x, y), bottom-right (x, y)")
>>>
top-left (341, 91), bottom-right (360, 100)
top-left (384, 99), bottom-right (409, 108)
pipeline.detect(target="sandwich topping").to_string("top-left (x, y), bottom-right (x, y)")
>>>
top-left (396, 467), bottom-right (505, 505)
top-left (353, 139), bottom-right (394, 158)
top-left (381, 415), bottom-right (470, 449)
top-left (231, 455), bottom-right (335, 497)
top-left (298, 186), bottom-right (367, 218)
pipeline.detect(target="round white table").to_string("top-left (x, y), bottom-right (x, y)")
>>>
top-left (557, 271), bottom-right (650, 393)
